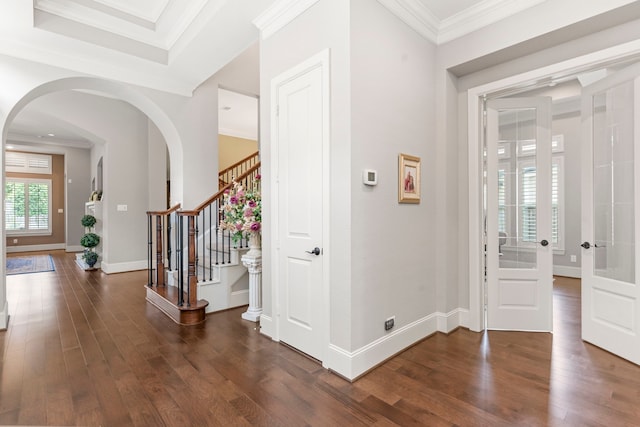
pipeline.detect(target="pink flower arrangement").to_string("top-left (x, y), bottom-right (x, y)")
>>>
top-left (220, 176), bottom-right (261, 243)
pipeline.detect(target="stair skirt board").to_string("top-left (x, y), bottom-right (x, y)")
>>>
top-left (198, 272), bottom-right (249, 313)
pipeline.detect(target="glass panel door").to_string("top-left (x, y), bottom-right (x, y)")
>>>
top-left (592, 84), bottom-right (635, 283)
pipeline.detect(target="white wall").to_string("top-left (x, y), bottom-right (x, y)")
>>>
top-left (350, 0), bottom-right (438, 349)
top-left (28, 91), bottom-right (154, 269)
top-left (260, 0), bottom-right (443, 378)
top-left (147, 121), bottom-right (168, 211)
top-left (260, 0), bottom-right (352, 352)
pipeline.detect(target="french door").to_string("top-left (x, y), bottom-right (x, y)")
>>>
top-left (485, 97), bottom-right (553, 331)
top-left (581, 62), bottom-right (640, 364)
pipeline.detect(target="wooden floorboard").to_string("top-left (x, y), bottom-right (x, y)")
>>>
top-left (1, 252), bottom-right (640, 426)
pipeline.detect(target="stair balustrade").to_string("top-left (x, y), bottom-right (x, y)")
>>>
top-left (218, 151), bottom-right (259, 189)
top-left (145, 162), bottom-right (260, 325)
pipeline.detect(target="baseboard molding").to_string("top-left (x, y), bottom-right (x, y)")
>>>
top-left (437, 308), bottom-right (467, 333)
top-left (100, 259), bottom-right (147, 274)
top-left (327, 312), bottom-right (439, 380)
top-left (458, 308), bottom-right (470, 329)
top-left (259, 314), bottom-right (276, 339)
top-left (553, 265), bottom-right (581, 278)
top-left (7, 243), bottom-right (65, 253)
top-left (0, 301), bottom-right (8, 330)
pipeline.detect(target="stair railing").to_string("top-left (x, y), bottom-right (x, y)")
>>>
top-left (146, 162), bottom-right (260, 309)
top-left (146, 203), bottom-right (181, 288)
top-left (218, 151), bottom-right (259, 189)
top-left (172, 163), bottom-right (261, 308)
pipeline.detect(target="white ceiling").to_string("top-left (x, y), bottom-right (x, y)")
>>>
top-left (0, 0), bottom-right (589, 148)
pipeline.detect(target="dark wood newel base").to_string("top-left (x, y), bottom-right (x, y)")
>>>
top-left (145, 285), bottom-right (209, 325)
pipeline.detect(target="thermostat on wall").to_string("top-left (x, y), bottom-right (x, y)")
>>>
top-left (363, 169), bottom-right (377, 186)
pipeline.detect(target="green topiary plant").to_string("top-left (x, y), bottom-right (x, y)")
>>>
top-left (81, 214), bottom-right (97, 228)
top-left (80, 232), bottom-right (100, 248)
top-left (82, 250), bottom-right (99, 267)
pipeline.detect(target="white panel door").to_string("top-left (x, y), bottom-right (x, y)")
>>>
top-left (581, 62), bottom-right (640, 364)
top-left (486, 97), bottom-right (553, 331)
top-left (273, 53), bottom-right (327, 362)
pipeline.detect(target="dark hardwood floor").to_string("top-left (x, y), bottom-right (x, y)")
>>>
top-left (1, 252), bottom-right (639, 426)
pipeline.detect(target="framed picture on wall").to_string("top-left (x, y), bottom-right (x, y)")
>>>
top-left (398, 153), bottom-right (420, 204)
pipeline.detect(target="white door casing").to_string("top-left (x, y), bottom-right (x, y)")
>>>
top-left (486, 97), bottom-right (553, 332)
top-left (581, 61), bottom-right (640, 365)
top-left (271, 50), bottom-right (330, 362)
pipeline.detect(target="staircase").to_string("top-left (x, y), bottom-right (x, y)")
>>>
top-left (145, 153), bottom-right (260, 325)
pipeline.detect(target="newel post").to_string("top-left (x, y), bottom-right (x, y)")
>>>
top-left (155, 214), bottom-right (165, 286)
top-left (186, 212), bottom-right (198, 307)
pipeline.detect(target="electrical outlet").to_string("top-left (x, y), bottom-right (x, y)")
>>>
top-left (12, 239), bottom-right (17, 244)
top-left (385, 316), bottom-right (395, 331)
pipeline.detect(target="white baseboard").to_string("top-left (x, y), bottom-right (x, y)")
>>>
top-left (437, 308), bottom-right (467, 333)
top-left (7, 243), bottom-right (65, 253)
top-left (259, 314), bottom-right (276, 339)
top-left (0, 300), bottom-right (7, 330)
top-left (458, 308), bottom-right (470, 329)
top-left (553, 265), bottom-right (581, 278)
top-left (100, 259), bottom-right (147, 274)
top-left (327, 312), bottom-right (439, 380)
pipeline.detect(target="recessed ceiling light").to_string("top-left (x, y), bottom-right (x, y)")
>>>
top-left (47, 133), bottom-right (55, 137)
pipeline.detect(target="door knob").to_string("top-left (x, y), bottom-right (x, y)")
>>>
top-left (581, 241), bottom-right (602, 249)
top-left (306, 247), bottom-right (321, 256)
top-left (539, 239), bottom-right (549, 247)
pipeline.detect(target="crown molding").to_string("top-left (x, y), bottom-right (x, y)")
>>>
top-left (438, 0), bottom-right (547, 44)
top-left (376, 0), bottom-right (439, 43)
top-left (252, 0), bottom-right (320, 40)
top-left (378, 0), bottom-right (547, 45)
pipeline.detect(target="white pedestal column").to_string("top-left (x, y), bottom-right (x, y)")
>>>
top-left (241, 235), bottom-right (262, 322)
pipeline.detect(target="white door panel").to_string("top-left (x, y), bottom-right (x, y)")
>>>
top-left (273, 54), bottom-right (327, 362)
top-left (486, 97), bottom-right (553, 332)
top-left (581, 61), bottom-right (640, 364)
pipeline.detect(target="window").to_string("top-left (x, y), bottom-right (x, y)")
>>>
top-left (515, 157), bottom-right (564, 250)
top-left (5, 178), bottom-right (52, 234)
top-left (6, 152), bottom-right (52, 174)
top-left (496, 135), bottom-right (565, 251)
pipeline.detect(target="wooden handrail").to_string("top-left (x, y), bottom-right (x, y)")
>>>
top-left (193, 162), bottom-right (261, 213)
top-left (147, 203), bottom-right (181, 216)
top-left (218, 151), bottom-right (259, 178)
top-left (146, 161), bottom-right (260, 324)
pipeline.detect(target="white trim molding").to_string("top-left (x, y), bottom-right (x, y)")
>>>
top-left (553, 265), bottom-right (581, 278)
top-left (376, 0), bottom-right (438, 43)
top-left (7, 243), bottom-right (65, 253)
top-left (100, 259), bottom-right (147, 274)
top-left (437, 308), bottom-right (468, 333)
top-left (252, 0), bottom-right (321, 40)
top-left (377, 0), bottom-right (547, 45)
top-left (327, 312), bottom-right (440, 380)
top-left (0, 301), bottom-right (8, 330)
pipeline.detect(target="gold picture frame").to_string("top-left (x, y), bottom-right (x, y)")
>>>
top-left (398, 153), bottom-right (420, 203)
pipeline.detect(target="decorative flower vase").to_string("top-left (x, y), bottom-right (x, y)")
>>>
top-left (247, 233), bottom-right (261, 257)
